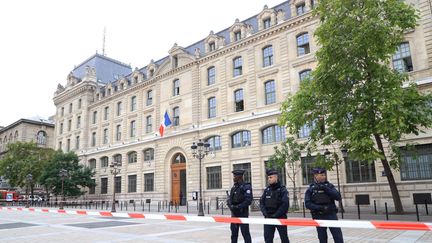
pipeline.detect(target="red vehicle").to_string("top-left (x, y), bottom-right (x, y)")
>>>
top-left (0, 190), bottom-right (20, 202)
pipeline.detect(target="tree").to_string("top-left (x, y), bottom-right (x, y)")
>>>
top-left (268, 137), bottom-right (305, 210)
top-left (39, 151), bottom-right (95, 199)
top-left (280, 0), bottom-right (432, 213)
top-left (0, 141), bottom-right (55, 199)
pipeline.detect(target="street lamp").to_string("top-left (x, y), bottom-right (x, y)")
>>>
top-left (191, 139), bottom-right (210, 216)
top-left (59, 169), bottom-right (68, 210)
top-left (25, 174), bottom-right (33, 208)
top-left (110, 160), bottom-right (121, 212)
top-left (325, 148), bottom-right (347, 218)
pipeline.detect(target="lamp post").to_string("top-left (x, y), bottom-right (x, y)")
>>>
top-left (191, 139), bottom-right (210, 216)
top-left (59, 169), bottom-right (68, 210)
top-left (25, 174), bottom-right (33, 208)
top-left (324, 148), bottom-right (345, 218)
top-left (110, 160), bottom-right (121, 212)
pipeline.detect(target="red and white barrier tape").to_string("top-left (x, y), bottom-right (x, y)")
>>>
top-left (1, 206), bottom-right (431, 231)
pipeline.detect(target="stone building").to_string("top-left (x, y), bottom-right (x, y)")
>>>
top-left (53, 0), bottom-right (432, 209)
top-left (0, 117), bottom-right (55, 189)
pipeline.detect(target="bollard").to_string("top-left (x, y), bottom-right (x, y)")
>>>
top-left (425, 200), bottom-right (429, 215)
top-left (216, 197), bottom-right (219, 210)
top-left (168, 203), bottom-right (171, 213)
top-left (374, 200), bottom-right (377, 214)
top-left (126, 202), bottom-right (128, 211)
top-left (175, 203), bottom-right (178, 213)
top-left (186, 201), bottom-right (189, 214)
top-left (221, 204), bottom-right (224, 215)
top-left (158, 201), bottom-right (160, 212)
top-left (385, 202), bottom-right (389, 220)
top-left (302, 202), bottom-right (306, 218)
top-left (134, 202), bottom-right (136, 211)
top-left (415, 203), bottom-right (420, 221)
top-left (121, 201), bottom-right (123, 211)
top-left (357, 203), bottom-right (361, 220)
top-left (208, 202), bottom-right (210, 215)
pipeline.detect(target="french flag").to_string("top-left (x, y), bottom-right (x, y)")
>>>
top-left (158, 111), bottom-right (172, 137)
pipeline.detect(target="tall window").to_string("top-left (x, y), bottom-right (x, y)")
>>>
top-left (234, 89), bottom-right (244, 112)
top-left (117, 102), bottom-right (122, 116)
top-left (206, 136), bottom-right (221, 151)
top-left (207, 66), bottom-right (216, 85)
top-left (88, 159), bottom-right (96, 170)
top-left (298, 121), bottom-right (316, 138)
top-left (78, 99), bottom-right (82, 109)
top-left (66, 139), bottom-right (70, 152)
top-left (346, 160), bottom-right (376, 183)
top-left (400, 144), bottom-right (432, 180)
top-left (101, 178), bottom-right (108, 194)
top-left (115, 176), bottom-right (121, 193)
top-left (128, 175), bottom-right (137, 193)
top-left (104, 106), bottom-right (109, 120)
top-left (144, 148), bottom-right (154, 161)
top-left (263, 45), bottom-right (274, 67)
top-left (232, 130), bottom-right (251, 148)
top-left (116, 125), bottom-right (121, 141)
top-left (100, 156), bottom-right (108, 168)
top-left (297, 33), bottom-right (310, 56)
top-left (60, 123), bottom-right (63, 134)
top-left (36, 131), bottom-right (47, 145)
top-left (130, 120), bottom-right (136, 137)
top-left (296, 3), bottom-right (306, 15)
top-left (173, 79), bottom-right (180, 96)
top-left (92, 111), bottom-right (97, 124)
top-left (67, 120), bottom-right (71, 131)
top-left (61, 107), bottom-right (64, 116)
top-left (234, 31), bottom-right (242, 41)
top-left (103, 128), bottom-right (108, 144)
top-left (113, 154), bottom-right (122, 166)
top-left (146, 115), bottom-right (152, 133)
top-left (69, 103), bottom-right (73, 113)
top-left (233, 163), bottom-right (251, 183)
top-left (262, 125), bottom-right (286, 144)
top-left (207, 166), bottom-right (222, 189)
top-left (147, 90), bottom-right (153, 106)
top-left (89, 179), bottom-right (95, 194)
top-left (299, 69), bottom-right (312, 82)
top-left (233, 57), bottom-right (243, 77)
top-left (128, 151), bottom-right (137, 164)
top-left (301, 156), bottom-right (316, 185)
top-left (131, 96), bottom-right (137, 111)
top-left (209, 41), bottom-right (216, 51)
top-left (173, 107), bottom-right (180, 126)
top-left (265, 80), bottom-right (276, 105)
top-left (263, 18), bottom-right (271, 29)
top-left (75, 136), bottom-right (80, 149)
top-left (76, 116), bottom-right (81, 128)
top-left (144, 173), bottom-right (154, 191)
top-left (208, 97), bottom-right (216, 118)
top-left (392, 42), bottom-right (413, 72)
top-left (91, 132), bottom-right (96, 146)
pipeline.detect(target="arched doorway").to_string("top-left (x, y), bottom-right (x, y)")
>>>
top-left (171, 153), bottom-right (186, 205)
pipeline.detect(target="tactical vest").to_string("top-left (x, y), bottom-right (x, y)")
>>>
top-left (230, 183), bottom-right (248, 205)
top-left (264, 186), bottom-right (284, 214)
top-left (311, 188), bottom-right (331, 204)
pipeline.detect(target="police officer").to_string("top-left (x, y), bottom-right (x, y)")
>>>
top-left (260, 169), bottom-right (290, 243)
top-left (305, 167), bottom-right (344, 243)
top-left (227, 169), bottom-right (252, 243)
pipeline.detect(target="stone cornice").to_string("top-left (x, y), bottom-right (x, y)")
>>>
top-left (53, 81), bottom-right (96, 105)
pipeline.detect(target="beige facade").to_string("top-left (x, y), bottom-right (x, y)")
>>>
top-left (53, 0), bottom-right (432, 209)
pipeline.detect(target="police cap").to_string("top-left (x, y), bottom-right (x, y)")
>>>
top-left (266, 169), bottom-right (278, 176)
top-left (312, 167), bottom-right (326, 174)
top-left (232, 169), bottom-right (245, 176)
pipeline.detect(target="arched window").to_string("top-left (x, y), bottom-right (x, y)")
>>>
top-left (231, 130), bottom-right (251, 148)
top-left (392, 42), bottom-right (413, 72)
top-left (88, 159), bottom-right (96, 169)
top-left (297, 33), bottom-right (310, 56)
top-left (299, 69), bottom-right (312, 82)
top-left (113, 154), bottom-right (122, 166)
top-left (14, 131), bottom-right (18, 141)
top-left (172, 153), bottom-right (186, 164)
top-left (100, 156), bottom-right (109, 168)
top-left (262, 45), bottom-right (274, 67)
top-left (128, 151), bottom-right (137, 164)
top-left (143, 148), bottom-right (154, 161)
top-left (234, 89), bottom-right (244, 112)
top-left (36, 131), bottom-right (47, 145)
top-left (233, 57), bottom-right (243, 77)
top-left (262, 125), bottom-right (286, 144)
top-left (206, 136), bottom-right (221, 151)
top-left (264, 80), bottom-right (276, 105)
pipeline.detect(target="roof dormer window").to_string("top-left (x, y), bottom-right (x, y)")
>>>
top-left (209, 42), bottom-right (216, 51)
top-left (234, 31), bottom-right (241, 41)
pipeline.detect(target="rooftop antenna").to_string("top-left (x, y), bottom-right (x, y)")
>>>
top-left (102, 27), bottom-right (106, 56)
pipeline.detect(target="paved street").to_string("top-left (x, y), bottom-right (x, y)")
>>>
top-left (0, 209), bottom-right (431, 242)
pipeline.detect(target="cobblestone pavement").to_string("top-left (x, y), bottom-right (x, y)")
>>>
top-left (0, 209), bottom-right (431, 243)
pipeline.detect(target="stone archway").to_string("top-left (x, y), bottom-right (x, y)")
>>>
top-left (171, 152), bottom-right (186, 205)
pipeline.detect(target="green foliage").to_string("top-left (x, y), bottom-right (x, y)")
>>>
top-left (39, 150), bottom-right (96, 197)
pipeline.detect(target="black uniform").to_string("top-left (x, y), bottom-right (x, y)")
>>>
top-left (260, 181), bottom-right (290, 243)
top-left (305, 180), bottom-right (344, 243)
top-left (228, 180), bottom-right (252, 243)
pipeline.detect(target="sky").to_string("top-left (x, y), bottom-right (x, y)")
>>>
top-left (0, 0), bottom-right (283, 127)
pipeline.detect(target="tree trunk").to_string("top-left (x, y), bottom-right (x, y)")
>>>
top-left (374, 134), bottom-right (404, 214)
top-left (292, 178), bottom-right (299, 210)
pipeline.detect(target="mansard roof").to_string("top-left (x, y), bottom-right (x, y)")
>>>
top-left (71, 53), bottom-right (132, 84)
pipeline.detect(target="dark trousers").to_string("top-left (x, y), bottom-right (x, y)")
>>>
top-left (312, 212), bottom-right (344, 243)
top-left (230, 223), bottom-right (251, 243)
top-left (263, 224), bottom-right (290, 243)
